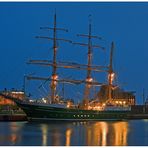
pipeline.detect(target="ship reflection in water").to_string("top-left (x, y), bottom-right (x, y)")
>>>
top-left (71, 121), bottom-right (128, 146)
top-left (65, 128), bottom-right (72, 146)
top-left (0, 122), bottom-right (23, 145)
top-left (41, 124), bottom-right (48, 146)
top-left (1, 120), bottom-right (148, 146)
top-left (39, 121), bottom-right (129, 146)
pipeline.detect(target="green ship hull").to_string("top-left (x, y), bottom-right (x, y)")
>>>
top-left (16, 101), bottom-right (130, 121)
top-left (1, 93), bottom-right (148, 121)
top-left (0, 93), bottom-right (134, 121)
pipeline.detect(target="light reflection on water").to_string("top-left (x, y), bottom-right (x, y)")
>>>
top-left (113, 122), bottom-right (128, 146)
top-left (65, 128), bottom-right (72, 146)
top-left (40, 124), bottom-right (48, 146)
top-left (0, 120), bottom-right (148, 146)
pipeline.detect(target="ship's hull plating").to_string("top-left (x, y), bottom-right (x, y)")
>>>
top-left (0, 93), bottom-right (130, 121)
top-left (17, 102), bottom-right (130, 121)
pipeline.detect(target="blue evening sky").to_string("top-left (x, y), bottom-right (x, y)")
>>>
top-left (0, 2), bottom-right (147, 104)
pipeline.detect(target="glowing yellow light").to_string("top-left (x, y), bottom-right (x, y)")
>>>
top-left (88, 106), bottom-right (92, 110)
top-left (51, 74), bottom-right (59, 86)
top-left (67, 102), bottom-right (71, 108)
top-left (86, 77), bottom-right (93, 82)
top-left (51, 74), bottom-right (58, 80)
top-left (111, 73), bottom-right (115, 78)
top-left (108, 72), bottom-right (115, 84)
top-left (102, 103), bottom-right (106, 107)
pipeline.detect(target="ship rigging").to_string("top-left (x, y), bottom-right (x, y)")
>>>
top-left (0, 13), bottom-right (138, 121)
top-left (27, 13), bottom-right (109, 109)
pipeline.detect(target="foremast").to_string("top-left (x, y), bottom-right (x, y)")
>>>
top-left (35, 13), bottom-right (71, 103)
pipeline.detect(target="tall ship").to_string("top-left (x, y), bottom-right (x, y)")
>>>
top-left (0, 13), bottom-right (145, 121)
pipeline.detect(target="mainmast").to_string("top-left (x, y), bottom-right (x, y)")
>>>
top-left (83, 21), bottom-right (93, 109)
top-left (73, 16), bottom-right (104, 109)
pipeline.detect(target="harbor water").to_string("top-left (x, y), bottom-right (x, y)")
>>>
top-left (0, 120), bottom-right (148, 146)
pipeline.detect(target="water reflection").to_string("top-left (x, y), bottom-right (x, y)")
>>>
top-left (65, 128), bottom-right (72, 146)
top-left (39, 121), bottom-right (129, 146)
top-left (9, 122), bottom-right (24, 145)
top-left (112, 122), bottom-right (128, 146)
top-left (85, 121), bottom-right (128, 146)
top-left (51, 129), bottom-right (61, 146)
top-left (41, 124), bottom-right (48, 146)
top-left (0, 120), bottom-right (130, 146)
top-left (86, 122), bottom-right (109, 145)
top-left (0, 122), bottom-right (25, 145)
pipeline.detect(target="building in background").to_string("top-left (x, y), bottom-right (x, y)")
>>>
top-left (97, 85), bottom-right (136, 106)
top-left (0, 89), bottom-right (25, 105)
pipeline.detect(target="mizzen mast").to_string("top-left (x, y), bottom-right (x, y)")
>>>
top-left (51, 13), bottom-right (58, 103)
top-left (108, 42), bottom-right (115, 102)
